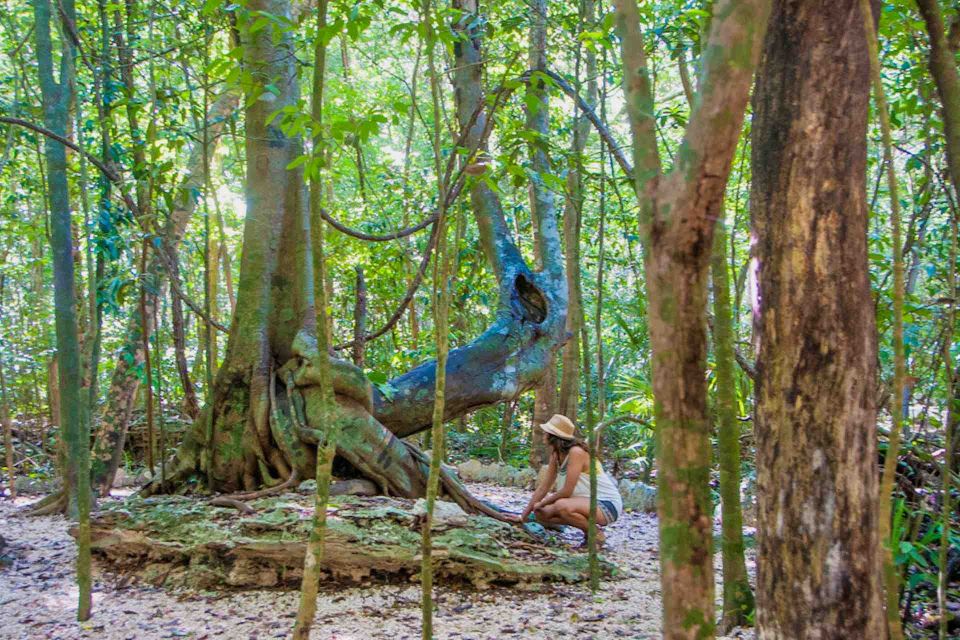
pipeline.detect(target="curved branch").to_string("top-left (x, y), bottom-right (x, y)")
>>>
top-left (333, 219), bottom-right (440, 350)
top-left (151, 243), bottom-right (231, 334)
top-left (595, 414), bottom-right (648, 433)
top-left (320, 206), bottom-right (438, 241)
top-left (320, 86), bottom-right (497, 243)
top-left (319, 68), bottom-right (630, 247)
top-left (0, 115), bottom-right (141, 217)
top-left (331, 69), bottom-right (625, 350)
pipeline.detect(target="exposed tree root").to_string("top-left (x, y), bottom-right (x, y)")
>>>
top-left (23, 490), bottom-right (67, 516)
top-left (209, 497), bottom-right (257, 514)
top-left (215, 469), bottom-right (300, 502)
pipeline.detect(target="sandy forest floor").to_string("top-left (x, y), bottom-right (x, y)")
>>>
top-left (0, 482), bottom-right (755, 639)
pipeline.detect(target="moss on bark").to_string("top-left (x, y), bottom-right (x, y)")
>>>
top-left (80, 494), bottom-right (613, 590)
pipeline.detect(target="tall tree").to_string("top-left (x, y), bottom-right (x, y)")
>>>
top-left (710, 219), bottom-right (754, 629)
top-left (916, 0), bottom-right (960, 195)
top-left (420, 1), bottom-right (455, 631)
top-left (614, 0), bottom-right (770, 636)
top-left (915, 7), bottom-right (960, 636)
top-left (558, 0), bottom-right (598, 425)
top-left (293, 0), bottom-right (336, 635)
top-left (527, 0), bottom-right (558, 469)
top-left (751, 0), bottom-right (885, 635)
top-left (34, 0), bottom-right (91, 620)
top-left (860, 0), bottom-right (907, 635)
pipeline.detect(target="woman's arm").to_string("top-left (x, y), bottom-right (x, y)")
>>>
top-left (536, 447), bottom-right (588, 509)
top-left (520, 453), bottom-right (557, 520)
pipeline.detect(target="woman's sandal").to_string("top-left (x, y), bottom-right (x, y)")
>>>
top-left (575, 530), bottom-right (606, 550)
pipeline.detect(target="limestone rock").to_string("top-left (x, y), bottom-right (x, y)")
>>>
top-left (297, 478), bottom-right (379, 497)
top-left (619, 479), bottom-right (657, 513)
top-left (330, 478), bottom-right (378, 497)
top-left (13, 476), bottom-right (58, 495)
top-left (413, 498), bottom-right (469, 526)
top-left (456, 459), bottom-right (538, 489)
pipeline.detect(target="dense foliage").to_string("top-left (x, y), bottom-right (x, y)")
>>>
top-left (0, 0), bottom-right (956, 635)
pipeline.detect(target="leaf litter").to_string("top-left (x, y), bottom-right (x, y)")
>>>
top-left (0, 482), bottom-right (755, 639)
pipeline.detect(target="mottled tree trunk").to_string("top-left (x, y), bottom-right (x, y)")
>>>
top-left (711, 221), bottom-right (754, 629)
top-left (558, 0), bottom-right (598, 424)
top-left (35, 0), bottom-right (91, 618)
top-left (527, 0), bottom-right (558, 470)
top-left (616, 0), bottom-right (769, 636)
top-left (751, 0), bottom-right (885, 635)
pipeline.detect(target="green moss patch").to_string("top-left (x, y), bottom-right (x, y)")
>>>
top-left (81, 494), bottom-right (616, 590)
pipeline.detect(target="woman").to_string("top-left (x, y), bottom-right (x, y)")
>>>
top-left (512, 414), bottom-right (623, 547)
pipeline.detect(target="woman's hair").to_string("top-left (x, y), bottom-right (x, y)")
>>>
top-left (547, 433), bottom-right (589, 460)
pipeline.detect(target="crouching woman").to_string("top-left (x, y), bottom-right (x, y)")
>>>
top-left (514, 414), bottom-right (623, 547)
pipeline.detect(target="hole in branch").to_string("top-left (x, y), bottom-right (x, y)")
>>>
top-left (512, 273), bottom-right (548, 324)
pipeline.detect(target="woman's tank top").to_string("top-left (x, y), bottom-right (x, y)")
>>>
top-left (555, 451), bottom-right (623, 511)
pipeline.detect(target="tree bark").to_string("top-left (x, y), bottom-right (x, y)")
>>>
top-left (47, 358), bottom-right (60, 435)
top-left (35, 0), bottom-right (91, 619)
top-left (615, 0), bottom-right (770, 636)
top-left (751, 0), bottom-right (885, 635)
top-left (710, 221), bottom-right (754, 629)
top-left (559, 0), bottom-right (598, 424)
top-left (526, 0), bottom-right (558, 471)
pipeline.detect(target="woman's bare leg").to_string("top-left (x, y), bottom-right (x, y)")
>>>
top-left (541, 497), bottom-right (609, 544)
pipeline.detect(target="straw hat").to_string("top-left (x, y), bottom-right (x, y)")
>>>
top-left (539, 414), bottom-right (577, 440)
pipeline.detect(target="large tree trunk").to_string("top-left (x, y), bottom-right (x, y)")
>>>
top-left (750, 0), bottom-right (885, 635)
top-left (615, 0), bottom-right (769, 636)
